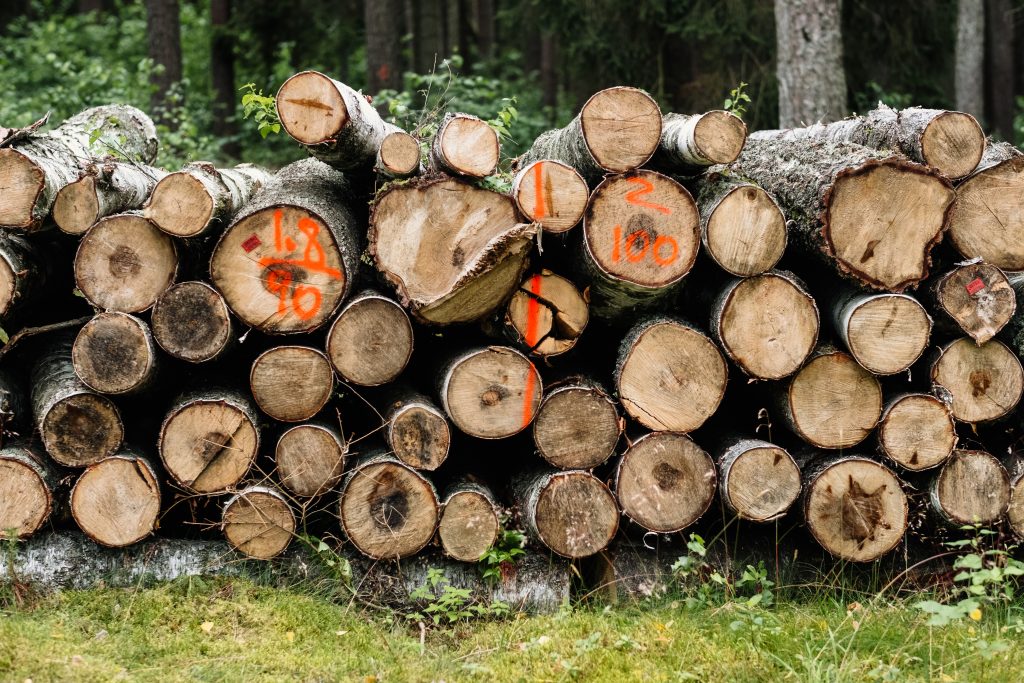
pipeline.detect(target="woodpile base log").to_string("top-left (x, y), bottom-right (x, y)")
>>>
top-left (0, 441), bottom-right (59, 538)
top-left (515, 469), bottom-right (618, 559)
top-left (533, 380), bottom-right (621, 470)
top-left (717, 438), bottom-right (801, 522)
top-left (931, 338), bottom-right (1024, 423)
top-left (877, 394), bottom-right (956, 471)
top-left (70, 450), bottom-right (160, 548)
top-left (275, 423), bottom-right (346, 498)
top-left (438, 482), bottom-right (500, 562)
top-left (930, 450), bottom-right (1009, 526)
top-left (222, 486), bottom-right (296, 560)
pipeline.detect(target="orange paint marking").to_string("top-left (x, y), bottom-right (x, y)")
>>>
top-left (612, 225), bottom-right (622, 261)
top-left (260, 210), bottom-right (345, 321)
top-left (653, 236), bottom-right (679, 266)
top-left (293, 285), bottom-right (322, 320)
top-left (625, 229), bottom-right (650, 263)
top-left (520, 275), bottom-right (543, 427)
top-left (624, 176), bottom-right (670, 214)
top-left (532, 162), bottom-right (547, 220)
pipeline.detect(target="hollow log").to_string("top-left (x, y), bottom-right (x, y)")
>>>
top-left (158, 389), bottom-right (260, 493)
top-left (0, 440), bottom-right (61, 538)
top-left (514, 468), bottom-right (618, 559)
top-left (325, 290), bottom-right (413, 386)
top-left (930, 262), bottom-right (1015, 344)
top-left (376, 130), bottom-right (421, 179)
top-left (210, 158), bottom-right (361, 334)
top-left (439, 346), bottom-right (542, 439)
top-left (716, 437), bottom-right (801, 522)
top-left (614, 432), bottom-right (716, 533)
top-left (948, 143), bottom-right (1024, 270)
top-left (151, 281), bottom-right (234, 363)
top-left (144, 162), bottom-right (273, 238)
top-left (832, 290), bottom-right (932, 375)
top-left (654, 110), bottom-right (747, 171)
top-left (877, 394), bottom-right (956, 472)
top-left (430, 113), bottom-right (499, 178)
top-left (930, 338), bottom-right (1023, 423)
top-left (369, 176), bottom-right (536, 325)
top-left (70, 448), bottom-right (160, 548)
top-left (0, 232), bottom-right (45, 320)
top-left (0, 105), bottom-right (158, 230)
top-left (249, 345), bottom-right (334, 422)
top-left (930, 450), bottom-right (1009, 526)
top-left (74, 213), bottom-right (178, 313)
top-left (438, 481), bottom-right (500, 562)
top-left (501, 269), bottom-right (589, 357)
top-left (728, 138), bottom-right (955, 291)
top-left (53, 160), bottom-right (166, 235)
top-left (274, 422), bottom-right (346, 498)
top-left (72, 313), bottom-right (157, 395)
top-left (533, 378), bottom-right (621, 470)
top-left (616, 317), bottom-right (727, 433)
top-left (511, 160), bottom-right (589, 234)
top-left (222, 485), bottom-right (296, 560)
top-left (709, 270), bottom-right (819, 379)
top-left (384, 390), bottom-right (450, 471)
top-left (695, 174), bottom-right (786, 277)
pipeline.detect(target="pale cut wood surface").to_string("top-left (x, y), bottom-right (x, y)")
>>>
top-left (579, 87), bottom-right (663, 172)
top-left (432, 113), bottom-right (499, 178)
top-left (438, 488), bottom-right (500, 562)
top-left (326, 291), bottom-right (413, 386)
top-left (250, 346), bottom-right (333, 422)
top-left (718, 440), bottom-right (801, 522)
top-left (702, 181), bottom-right (786, 276)
top-left (505, 270), bottom-right (588, 357)
top-left (878, 394), bottom-right (956, 471)
top-left (275, 423), bottom-right (346, 498)
top-left (931, 338), bottom-right (1024, 423)
top-left (839, 293), bottom-right (931, 375)
top-left (441, 346), bottom-right (542, 439)
top-left (787, 351), bottom-right (882, 449)
top-left (932, 450), bottom-right (1009, 525)
top-left (512, 160), bottom-right (589, 233)
top-left (222, 486), bottom-right (295, 560)
top-left (948, 144), bottom-right (1024, 270)
top-left (533, 381), bottom-right (620, 470)
top-left (933, 263), bottom-right (1015, 344)
top-left (70, 453), bottom-right (160, 548)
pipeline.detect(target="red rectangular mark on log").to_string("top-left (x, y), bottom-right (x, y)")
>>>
top-left (966, 278), bottom-right (986, 296)
top-left (241, 235), bottom-right (262, 253)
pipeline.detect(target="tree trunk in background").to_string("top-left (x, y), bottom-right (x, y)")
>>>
top-left (541, 34), bottom-right (558, 115)
top-left (366, 0), bottom-right (403, 96)
top-left (956, 0), bottom-right (986, 124)
top-left (211, 0), bottom-right (239, 158)
top-left (774, 0), bottom-right (847, 127)
top-left (413, 0), bottom-right (447, 72)
top-left (986, 0), bottom-right (1015, 140)
top-left (476, 0), bottom-right (494, 60)
top-left (145, 0), bottom-right (182, 119)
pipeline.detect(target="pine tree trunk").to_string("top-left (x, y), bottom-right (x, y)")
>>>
top-left (931, 337), bottom-right (1024, 423)
top-left (929, 262), bottom-right (1015, 344)
top-left (53, 161), bottom-right (166, 235)
top-left (948, 143), bottom-right (1024, 270)
top-left (831, 290), bottom-right (932, 375)
top-left (986, 0), bottom-right (1015, 141)
top-left (956, 0), bottom-right (986, 124)
top-left (0, 440), bottom-right (61, 538)
top-left (145, 0), bottom-right (183, 118)
top-left (533, 378), bottom-right (621, 470)
top-left (70, 448), bottom-right (161, 548)
top-left (383, 389), bottom-right (451, 471)
top-left (151, 281), bottom-right (235, 363)
top-left (274, 422), bottom-right (346, 498)
top-left (326, 290), bottom-right (413, 386)
top-left (72, 312), bottom-right (158, 395)
top-left (653, 111), bottom-right (747, 172)
top-left (716, 437), bottom-right (801, 522)
top-left (930, 449), bottom-right (1009, 526)
top-left (774, 0), bottom-right (847, 127)
top-left (511, 160), bottom-right (589, 234)
top-left (249, 345), bottom-right (334, 422)
top-left (695, 174), bottom-right (786, 277)
top-left (513, 468), bottom-right (619, 558)
top-left (438, 481), bottom-right (500, 561)
top-left (144, 163), bottom-right (273, 237)
top-left (430, 112), bottom-right (499, 178)
top-left (439, 346), bottom-right (542, 439)
top-left (877, 393), bottom-right (957, 471)
top-left (500, 270), bottom-right (588, 357)
top-left (222, 485), bottom-right (296, 559)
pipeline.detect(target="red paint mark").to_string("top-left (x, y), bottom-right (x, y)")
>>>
top-left (259, 209), bottom-right (344, 321)
top-left (966, 277), bottom-right (986, 296)
top-left (624, 176), bottom-right (671, 214)
top-left (241, 235), bottom-right (261, 252)
top-left (532, 162), bottom-right (547, 220)
top-left (521, 362), bottom-right (539, 429)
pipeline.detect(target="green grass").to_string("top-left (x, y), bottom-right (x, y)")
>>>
top-left (1, 577), bottom-right (1023, 682)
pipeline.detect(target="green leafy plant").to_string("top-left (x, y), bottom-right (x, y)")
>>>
top-left (724, 82), bottom-right (752, 119)
top-left (239, 83), bottom-right (281, 138)
top-left (406, 568), bottom-right (510, 626)
top-left (479, 528), bottom-right (526, 585)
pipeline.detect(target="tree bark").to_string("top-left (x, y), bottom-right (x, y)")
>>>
top-left (249, 345), bottom-right (334, 422)
top-left (930, 450), bottom-right (1009, 526)
top-left (326, 290), bottom-right (413, 386)
top-left (1007, 455), bottom-right (1024, 538)
top-left (511, 159), bottom-right (589, 234)
top-left (438, 481), bottom-right (500, 562)
top-left (956, 0), bottom-right (986, 125)
top-left (653, 111), bottom-right (747, 172)
top-left (145, 0), bottom-right (183, 118)
top-left (475, 0), bottom-right (495, 60)
top-left (53, 161), bottom-right (166, 235)
top-left (533, 378), bottom-right (621, 470)
top-left (831, 290), bottom-right (932, 375)
top-left (210, 0), bottom-right (239, 156)
top-left (695, 174), bottom-right (786, 277)
top-left (222, 485), bottom-right (296, 560)
top-left (439, 346), bottom-right (542, 439)
top-left (500, 269), bottom-right (588, 357)
top-left (948, 143), bottom-right (1024, 270)
top-left (274, 422), bottom-right (346, 498)
top-left (70, 448), bottom-right (161, 548)
top-left (877, 393), bottom-right (957, 472)
top-left (430, 113), bottom-right (499, 178)
top-left (151, 281), bottom-right (234, 363)
top-left (72, 312), bottom-right (158, 395)
top-left (774, 0), bottom-right (847, 127)
top-left (413, 0), bottom-right (447, 72)
top-left (0, 440), bottom-right (61, 538)
top-left (929, 262), bottom-right (1015, 344)
top-left (931, 337), bottom-right (1024, 423)
top-left (383, 389), bottom-right (451, 471)
top-left (716, 437), bottom-right (801, 522)
top-left (0, 232), bottom-right (45, 320)
top-left (365, 0), bottom-right (404, 95)
top-left (513, 468), bottom-right (618, 559)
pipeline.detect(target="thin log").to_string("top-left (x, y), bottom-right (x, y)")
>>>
top-left (53, 160), bottom-right (166, 235)
top-left (384, 389), bottom-right (450, 471)
top-left (438, 481), bottom-right (500, 562)
top-left (325, 290), bottom-right (413, 386)
top-left (930, 337), bottom-right (1023, 423)
top-left (533, 378), bottom-right (621, 470)
top-left (429, 113), bottom-right (499, 178)
top-left (249, 345), bottom-right (334, 422)
top-left (0, 232), bottom-right (45, 320)
top-left (376, 130), bottom-right (421, 179)
top-left (832, 290), bottom-right (932, 375)
top-left (695, 174), bottom-right (786, 277)
top-left (222, 485), bottom-right (296, 560)
top-left (511, 160), bottom-right (589, 234)
top-left (513, 468), bottom-right (618, 559)
top-left (72, 312), bottom-right (157, 395)
top-left (877, 393), bottom-right (957, 472)
top-left (439, 346), bottom-right (542, 439)
top-left (654, 110), bottom-right (747, 171)
top-left (70, 448), bottom-right (160, 548)
top-left (275, 422), bottom-right (346, 498)
top-left (151, 281), bottom-right (234, 363)
top-left (716, 437), bottom-right (801, 522)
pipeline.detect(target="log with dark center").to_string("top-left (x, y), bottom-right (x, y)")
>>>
top-left (832, 291), bottom-right (932, 375)
top-left (877, 393), bottom-right (956, 471)
top-left (326, 290), bottom-right (413, 386)
top-left (533, 379), bottom-right (621, 470)
top-left (69, 448), bottom-right (161, 548)
top-left (695, 175), bottom-right (786, 277)
top-left (72, 313), bottom-right (157, 395)
top-left (274, 422), bottom-right (346, 498)
top-left (654, 110), bottom-right (747, 171)
top-left (384, 390), bottom-right (450, 471)
top-left (438, 481), bottom-right (500, 562)
top-left (439, 346), bottom-right (542, 439)
top-left (948, 144), bottom-right (1024, 270)
top-left (249, 346), bottom-right (334, 422)
top-left (930, 338), bottom-right (1024, 423)
top-left (430, 113), bottom-right (499, 178)
top-left (930, 450), bottom-right (1009, 526)
top-left (53, 161), bottom-right (165, 235)
top-left (222, 485), bottom-right (296, 560)
top-left (376, 131), bottom-right (421, 179)
top-left (514, 468), bottom-right (619, 558)
top-left (930, 262), bottom-right (1015, 344)
top-left (716, 437), bottom-right (801, 522)
top-left (511, 160), bottom-right (589, 233)
top-left (0, 440), bottom-right (60, 538)
top-left (151, 281), bottom-right (234, 363)
top-left (501, 270), bottom-right (588, 357)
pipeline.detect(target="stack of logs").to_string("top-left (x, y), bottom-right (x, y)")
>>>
top-left (3, 70), bottom-right (1024, 576)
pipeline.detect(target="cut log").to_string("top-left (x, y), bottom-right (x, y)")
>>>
top-left (710, 270), bottom-right (819, 379)
top-left (274, 422), bottom-right (346, 498)
top-left (0, 105), bottom-right (158, 230)
top-left (777, 347), bottom-right (882, 449)
top-left (0, 232), bottom-right (44, 319)
top-left (71, 312), bottom-right (157, 395)
top-left (276, 70), bottom-right (401, 171)
top-left (384, 390), bottom-right (450, 471)
top-left (376, 130), bottom-right (421, 179)
top-left (249, 345), bottom-right (334, 422)
top-left (580, 170), bottom-right (700, 318)
top-left (222, 485), bottom-right (296, 560)
top-left (144, 162), bottom-right (273, 237)
top-left (930, 262), bottom-right (1015, 344)
top-left (728, 138), bottom-right (955, 291)
top-left (517, 86), bottom-right (662, 181)
top-left (369, 176), bottom-right (536, 325)
top-left (877, 394), bottom-right (956, 471)
top-left (802, 455), bottom-right (908, 562)
top-left (151, 281), bottom-right (234, 363)
top-left (158, 390), bottom-right (260, 493)
top-left (616, 317), bottom-right (727, 433)
top-left (210, 158), bottom-right (361, 334)
top-left (338, 453), bottom-right (439, 560)
top-left (930, 338), bottom-right (1024, 423)
top-left (69, 448), bottom-right (160, 548)
top-left (325, 290), bottom-right (413, 386)
top-left (502, 270), bottom-right (588, 357)
top-left (695, 175), bottom-right (786, 277)
top-left (0, 441), bottom-right (60, 538)
top-left (32, 339), bottom-right (123, 467)
top-left (74, 213), bottom-right (178, 313)
top-left (832, 290), bottom-right (932, 375)
top-left (438, 481), bottom-right (500, 562)
top-left (716, 437), bottom-right (801, 522)
top-left (948, 143), bottom-right (1024, 270)
top-left (439, 346), bottom-right (542, 439)
top-left (654, 110), bottom-right (747, 171)
top-left (614, 432), bottom-right (716, 533)
top-left (930, 450), bottom-right (1009, 526)
top-left (750, 104), bottom-right (985, 180)
top-left (53, 161), bottom-right (166, 235)
top-left (430, 113), bottom-right (499, 178)
top-left (514, 468), bottom-right (618, 558)
top-left (533, 379), bottom-right (621, 470)
top-left (511, 160), bottom-right (589, 233)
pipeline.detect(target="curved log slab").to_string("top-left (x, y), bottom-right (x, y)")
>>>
top-left (931, 338), bottom-right (1023, 423)
top-left (70, 448), bottom-right (160, 548)
top-left (877, 393), bottom-right (956, 471)
top-left (222, 485), bottom-right (296, 560)
top-left (514, 468), bottom-right (618, 558)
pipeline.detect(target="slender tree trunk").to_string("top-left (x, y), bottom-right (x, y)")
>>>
top-left (986, 0), bottom-right (1015, 140)
top-left (540, 34), bottom-right (558, 115)
top-left (211, 0), bottom-right (239, 157)
top-left (774, 0), bottom-right (847, 127)
top-left (145, 0), bottom-right (183, 119)
top-left (365, 0), bottom-right (403, 96)
top-left (476, 0), bottom-right (494, 60)
top-left (415, 0), bottom-right (446, 71)
top-left (956, 0), bottom-right (986, 124)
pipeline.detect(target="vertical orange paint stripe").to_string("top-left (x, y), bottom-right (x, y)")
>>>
top-left (532, 162), bottom-right (547, 220)
top-left (521, 274), bottom-right (543, 427)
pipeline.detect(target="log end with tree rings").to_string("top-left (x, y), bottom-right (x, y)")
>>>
top-left (919, 110), bottom-right (985, 180)
top-left (275, 423), bottom-right (346, 498)
top-left (0, 443), bottom-right (54, 538)
top-left (948, 146), bottom-right (1024, 270)
top-left (338, 457), bottom-right (439, 560)
top-left (931, 450), bottom-right (1009, 526)
top-left (72, 313), bottom-right (156, 395)
top-left (387, 398), bottom-right (450, 471)
top-left (159, 393), bottom-right (259, 493)
top-left (505, 270), bottom-right (589, 357)
top-left (931, 338), bottom-right (1024, 423)
top-left (432, 113), bottom-right (499, 178)
top-left (512, 160), bottom-right (589, 233)
top-left (703, 183), bottom-right (786, 276)
top-left (222, 486), bottom-right (296, 560)
top-left (584, 170), bottom-right (700, 291)
top-left (250, 346), bottom-right (334, 422)
top-left (377, 131), bottom-right (421, 178)
top-left (441, 346), bottom-right (542, 439)
top-left (52, 174), bottom-right (100, 235)
top-left (691, 110), bottom-right (747, 164)
top-left (144, 170), bottom-right (216, 237)
top-left (803, 456), bottom-right (908, 562)
top-left (838, 294), bottom-right (932, 375)
top-left (275, 70), bottom-right (349, 145)
top-left (74, 214), bottom-right (177, 313)
top-left (533, 381), bottom-right (621, 470)
top-left (326, 292), bottom-right (413, 386)
top-left (616, 318), bottom-right (727, 433)
top-left (0, 148), bottom-right (43, 229)
top-left (718, 439), bottom-right (801, 522)
top-left (438, 486), bottom-right (500, 562)
top-left (521, 469), bottom-right (619, 558)
top-left (934, 263), bottom-right (1015, 344)
top-left (878, 394), bottom-right (956, 471)
top-left (615, 432), bottom-right (716, 533)
top-left (40, 392), bottom-right (123, 468)
top-left (70, 452), bottom-right (160, 548)
top-left (786, 350), bottom-right (882, 449)
top-left (579, 87), bottom-right (662, 172)
top-left (152, 281), bottom-right (234, 363)
top-left (714, 272), bottom-right (819, 379)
